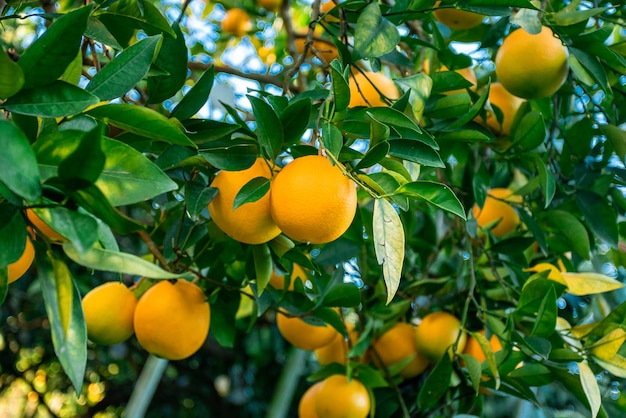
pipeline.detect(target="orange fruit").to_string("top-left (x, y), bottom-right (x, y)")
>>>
top-left (433, 1), bottom-right (484, 30)
top-left (371, 322), bottom-right (429, 379)
top-left (479, 82), bottom-right (525, 136)
top-left (315, 324), bottom-right (360, 366)
top-left (495, 26), bottom-right (569, 100)
top-left (82, 282), bottom-right (138, 346)
top-left (208, 158), bottom-right (281, 244)
top-left (463, 330), bottom-right (503, 365)
top-left (221, 8), bottom-right (253, 37)
top-left (269, 263), bottom-right (308, 290)
top-left (134, 280), bottom-right (211, 360)
top-left (320, 0), bottom-right (339, 22)
top-left (298, 381), bottom-right (323, 418)
top-left (7, 235), bottom-right (35, 284)
top-left (314, 374), bottom-right (370, 418)
top-left (472, 188), bottom-right (522, 238)
top-left (415, 311), bottom-right (467, 361)
top-left (276, 310), bottom-right (339, 351)
top-left (257, 0), bottom-right (281, 11)
top-left (269, 155), bottom-right (357, 244)
top-left (348, 71), bottom-right (401, 108)
top-left (295, 35), bottom-right (338, 63)
top-left (26, 208), bottom-right (66, 242)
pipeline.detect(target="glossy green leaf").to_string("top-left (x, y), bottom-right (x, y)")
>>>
top-left (356, 141), bottom-right (390, 170)
top-left (459, 353), bottom-right (482, 393)
top-left (0, 120), bottom-right (41, 202)
top-left (84, 16), bottom-right (123, 50)
top-left (253, 243), bottom-right (272, 295)
top-left (546, 210), bottom-right (590, 259)
top-left (513, 111), bottom-right (546, 151)
top-left (233, 177), bottom-right (270, 210)
top-left (86, 104), bottom-right (196, 148)
top-left (148, 24), bottom-right (187, 104)
top-left (394, 73), bottom-right (432, 122)
top-left (0, 45), bottom-right (24, 99)
top-left (60, 49), bottom-right (84, 86)
top-left (249, 96), bottom-right (282, 160)
top-left (395, 181), bottom-right (466, 220)
top-left (0, 205), bottom-right (28, 268)
top-left (425, 92), bottom-right (471, 120)
top-left (185, 183), bottom-right (217, 221)
top-left (578, 361), bottom-right (601, 418)
top-left (354, 2), bottom-right (400, 58)
top-left (18, 4), bottom-right (93, 88)
top-left (373, 199), bottom-right (405, 304)
top-left (331, 65), bottom-right (350, 112)
top-left (38, 252), bottom-right (87, 393)
top-left (576, 190), bottom-right (618, 248)
top-left (170, 66), bottom-right (215, 121)
top-left (0, 268), bottom-right (7, 306)
top-left (508, 363), bottom-right (552, 386)
top-left (527, 153), bottom-right (556, 209)
top-left (97, 0), bottom-right (176, 38)
top-left (553, 7), bottom-right (609, 26)
top-left (570, 48), bottom-right (609, 92)
top-left (58, 126), bottom-right (106, 190)
top-left (322, 283), bottom-right (361, 307)
top-left (368, 113), bottom-right (391, 146)
top-left (281, 98), bottom-right (312, 145)
top-left (418, 353), bottom-right (452, 410)
top-left (87, 35), bottom-right (162, 101)
top-left (29, 207), bottom-right (99, 255)
top-left (199, 141), bottom-right (258, 170)
top-left (322, 120), bottom-right (343, 159)
top-left (388, 139), bottom-right (444, 168)
top-left (600, 124), bottom-right (626, 161)
top-left (531, 286), bottom-right (557, 337)
top-left (63, 242), bottom-right (185, 279)
top-left (2, 81), bottom-right (99, 118)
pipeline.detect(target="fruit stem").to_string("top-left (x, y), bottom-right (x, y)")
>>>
top-left (265, 347), bottom-right (308, 418)
top-left (125, 355), bottom-right (169, 418)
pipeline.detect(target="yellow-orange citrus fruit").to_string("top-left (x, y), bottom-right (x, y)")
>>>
top-left (415, 311), bottom-right (467, 361)
top-left (82, 282), bottom-right (137, 346)
top-left (257, 0), bottom-right (281, 11)
top-left (7, 235), bottom-right (35, 284)
top-left (314, 374), bottom-right (370, 418)
top-left (320, 0), bottom-right (339, 22)
top-left (221, 8), bottom-right (253, 37)
top-left (134, 280), bottom-right (210, 360)
top-left (276, 310), bottom-right (339, 351)
top-left (298, 381), bottom-right (323, 418)
top-left (480, 82), bottom-right (525, 136)
top-left (208, 158), bottom-right (281, 244)
top-left (295, 35), bottom-right (338, 63)
top-left (463, 330), bottom-right (503, 365)
top-left (372, 322), bottom-right (429, 379)
top-left (348, 71), bottom-right (401, 108)
top-left (269, 263), bottom-right (308, 290)
top-left (495, 26), bottom-right (569, 100)
top-left (269, 155), bottom-right (357, 244)
top-left (472, 188), bottom-right (522, 238)
top-left (433, 1), bottom-right (484, 30)
top-left (315, 324), bottom-right (360, 366)
top-left (26, 209), bottom-right (66, 242)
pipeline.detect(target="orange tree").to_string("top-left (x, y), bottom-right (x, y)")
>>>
top-left (0, 0), bottom-right (625, 416)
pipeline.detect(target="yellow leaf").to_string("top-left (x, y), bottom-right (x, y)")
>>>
top-left (578, 361), bottom-right (601, 418)
top-left (560, 272), bottom-right (624, 296)
top-left (588, 327), bottom-right (626, 360)
top-left (524, 263), bottom-right (566, 285)
top-left (593, 355), bottom-right (626, 378)
top-left (570, 322), bottom-right (599, 340)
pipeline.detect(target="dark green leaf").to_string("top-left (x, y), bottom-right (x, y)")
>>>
top-left (512, 111), bottom-right (546, 151)
top-left (459, 353), bottom-right (482, 393)
top-left (58, 126), bottom-right (105, 190)
top-left (0, 205), bottom-right (28, 269)
top-left (28, 207), bottom-right (99, 255)
top-left (86, 104), bottom-right (196, 148)
top-left (531, 286), bottom-right (557, 337)
top-left (354, 2), bottom-right (400, 58)
top-left (546, 210), bottom-right (590, 259)
top-left (576, 190), bottom-right (618, 248)
top-left (356, 141), bottom-right (390, 170)
top-left (395, 181), bottom-right (466, 220)
top-left (0, 120), bottom-right (41, 202)
top-left (570, 48), bottom-right (609, 92)
top-left (148, 24), bottom-right (187, 104)
top-left (2, 81), bottom-right (99, 118)
top-left (373, 199), bottom-right (405, 304)
top-left (322, 283), bottom-right (361, 307)
top-left (208, 289), bottom-right (240, 348)
top-left (388, 139), bottom-right (444, 168)
top-left (18, 4), bottom-right (93, 88)
top-left (280, 98), bottom-right (312, 145)
top-left (249, 95), bottom-right (282, 160)
top-left (331, 65), bottom-right (350, 112)
top-left (425, 93), bottom-right (471, 119)
top-left (508, 363), bottom-right (552, 386)
top-left (85, 16), bottom-right (123, 50)
top-left (233, 177), bottom-right (270, 210)
top-left (418, 353), bottom-right (452, 410)
top-left (253, 243), bottom-right (272, 295)
top-left (170, 66), bottom-right (215, 121)
top-left (185, 183), bottom-right (217, 221)
top-left (322, 121), bottom-right (343, 159)
top-left (0, 45), bottom-right (24, 99)
top-left (97, 0), bottom-right (176, 38)
top-left (199, 141), bottom-right (258, 170)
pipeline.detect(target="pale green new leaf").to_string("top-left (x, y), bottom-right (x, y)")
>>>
top-left (354, 2), bottom-right (399, 58)
top-left (373, 199), bottom-right (405, 304)
top-left (578, 361), bottom-right (601, 418)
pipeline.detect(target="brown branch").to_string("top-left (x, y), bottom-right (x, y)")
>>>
top-left (137, 229), bottom-right (171, 271)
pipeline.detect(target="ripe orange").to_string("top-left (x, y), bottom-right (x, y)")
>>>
top-left (298, 381), bottom-right (323, 418)
top-left (276, 310), bottom-right (339, 351)
top-left (479, 82), bottom-right (525, 136)
top-left (134, 280), bottom-right (211, 360)
top-left (269, 155), bottom-right (357, 244)
top-left (495, 26), bottom-right (569, 100)
top-left (7, 235), bottom-right (35, 284)
top-left (371, 322), bottom-right (429, 379)
top-left (433, 1), bottom-right (484, 30)
top-left (464, 330), bottom-right (503, 366)
top-left (26, 208), bottom-right (66, 242)
top-left (415, 311), bottom-right (467, 361)
top-left (320, 0), bottom-right (339, 22)
top-left (315, 323), bottom-right (360, 366)
top-left (221, 8), bottom-right (253, 37)
top-left (82, 282), bottom-right (138, 346)
top-left (472, 188), bottom-right (522, 238)
top-left (348, 71), bottom-right (401, 108)
top-left (208, 158), bottom-right (281, 244)
top-left (314, 374), bottom-right (370, 418)
top-left (269, 263), bottom-right (308, 290)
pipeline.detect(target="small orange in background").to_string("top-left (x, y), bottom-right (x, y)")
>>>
top-left (315, 323), bottom-right (361, 366)
top-left (433, 1), bottom-right (484, 30)
top-left (26, 208), bottom-right (66, 242)
top-left (82, 282), bottom-right (138, 346)
top-left (371, 322), bottom-right (430, 379)
top-left (478, 82), bottom-right (525, 137)
top-left (7, 235), bottom-right (35, 284)
top-left (472, 188), bottom-right (522, 238)
top-left (463, 330), bottom-right (503, 365)
top-left (298, 380), bottom-right (323, 418)
top-left (415, 311), bottom-right (467, 361)
top-left (276, 310), bottom-right (339, 351)
top-left (314, 374), bottom-right (370, 418)
top-left (348, 71), bottom-right (401, 108)
top-left (269, 263), bottom-right (308, 290)
top-left (221, 8), bottom-right (254, 37)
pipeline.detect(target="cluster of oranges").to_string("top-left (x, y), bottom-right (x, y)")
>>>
top-left (208, 155), bottom-right (358, 246)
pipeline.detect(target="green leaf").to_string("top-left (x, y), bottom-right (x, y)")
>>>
top-left (322, 121), bottom-right (343, 159)
top-left (531, 286), bottom-right (557, 337)
top-left (578, 361), bottom-right (601, 418)
top-left (600, 124), bottom-right (626, 161)
top-left (185, 183), bottom-right (217, 221)
top-left (356, 141), bottom-right (390, 170)
top-left (0, 205), bottom-right (28, 269)
top-left (280, 98), bottom-right (312, 145)
top-left (331, 65), bottom-right (350, 112)
top-left (553, 7), bottom-right (609, 26)
top-left (38, 252), bottom-right (87, 393)
top-left (570, 48), bottom-right (609, 92)
top-left (546, 210), bottom-right (590, 259)
top-left (394, 73), bottom-right (432, 122)
top-left (170, 66), bottom-right (215, 121)
top-left (459, 353), bottom-right (482, 393)
top-left (86, 104), bottom-right (197, 148)
top-left (512, 111), bottom-right (546, 151)
top-left (388, 139), bottom-right (444, 168)
top-left (58, 126), bottom-right (106, 190)
top-left (18, 5), bottom-right (93, 89)
top-left (322, 283), bottom-right (361, 307)
top-left (354, 2), bottom-right (400, 59)
top-left (29, 207), bottom-right (99, 255)
top-left (84, 16), bottom-right (123, 50)
top-left (425, 93), bottom-right (471, 119)
top-left (148, 24), bottom-right (187, 104)
top-left (233, 177), bottom-right (270, 210)
top-left (0, 121), bottom-right (41, 202)
top-left (87, 35), bottom-right (162, 101)
top-left (63, 242), bottom-right (185, 279)
top-left (253, 243), bottom-right (272, 295)
top-left (527, 153), bottom-right (555, 209)
top-left (2, 81), bottom-right (100, 118)
top-left (417, 353), bottom-right (452, 410)
top-left (395, 181), bottom-right (466, 220)
top-left (209, 289), bottom-right (240, 348)
top-left (249, 96), bottom-right (283, 160)
top-left (199, 141), bottom-right (259, 170)
top-left (60, 49), bottom-right (84, 86)
top-left (373, 199), bottom-right (405, 304)
top-left (0, 45), bottom-right (24, 99)
top-left (97, 0), bottom-right (176, 39)
top-left (576, 190), bottom-right (618, 248)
